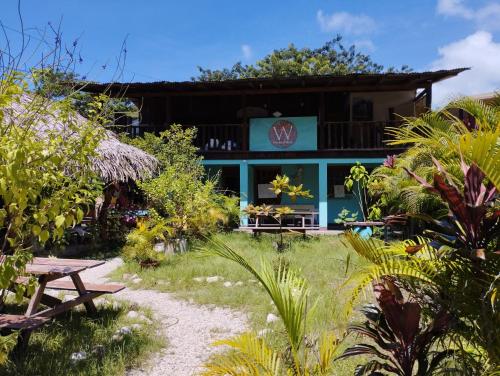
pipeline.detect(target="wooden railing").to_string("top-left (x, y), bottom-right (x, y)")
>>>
top-left (318, 121), bottom-right (402, 150)
top-left (126, 121), bottom-right (403, 151)
top-left (189, 123), bottom-right (244, 151)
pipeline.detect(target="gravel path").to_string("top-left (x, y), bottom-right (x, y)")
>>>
top-left (79, 258), bottom-right (248, 376)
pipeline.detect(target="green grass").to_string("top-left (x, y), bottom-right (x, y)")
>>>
top-left (111, 231), bottom-right (369, 375)
top-left (0, 299), bottom-right (164, 376)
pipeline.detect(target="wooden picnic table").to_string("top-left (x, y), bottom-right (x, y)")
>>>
top-left (0, 257), bottom-right (124, 351)
top-left (20, 257), bottom-right (125, 318)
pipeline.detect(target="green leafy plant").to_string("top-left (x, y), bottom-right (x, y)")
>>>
top-left (124, 125), bottom-right (235, 239)
top-left (345, 162), bottom-right (382, 221)
top-left (334, 208), bottom-right (359, 224)
top-left (121, 219), bottom-right (172, 267)
top-left (201, 238), bottom-right (341, 375)
top-left (338, 281), bottom-right (456, 376)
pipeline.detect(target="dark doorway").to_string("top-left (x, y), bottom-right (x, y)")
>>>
top-left (253, 166), bottom-right (281, 205)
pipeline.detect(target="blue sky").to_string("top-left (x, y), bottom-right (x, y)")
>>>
top-left (2, 0), bottom-right (500, 105)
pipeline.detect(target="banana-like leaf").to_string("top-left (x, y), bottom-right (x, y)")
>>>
top-left (201, 332), bottom-right (282, 376)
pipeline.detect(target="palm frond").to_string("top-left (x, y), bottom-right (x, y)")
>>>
top-left (203, 237), bottom-right (309, 367)
top-left (201, 332), bottom-right (282, 376)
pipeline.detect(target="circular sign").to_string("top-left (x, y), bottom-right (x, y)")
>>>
top-left (268, 119), bottom-right (297, 148)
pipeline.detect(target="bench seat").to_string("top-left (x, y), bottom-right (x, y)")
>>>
top-left (0, 314), bottom-right (50, 330)
top-left (45, 280), bottom-right (125, 294)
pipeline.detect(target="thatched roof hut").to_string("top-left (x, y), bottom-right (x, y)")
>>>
top-left (3, 95), bottom-right (159, 183)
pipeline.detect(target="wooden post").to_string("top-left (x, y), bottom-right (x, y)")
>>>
top-left (425, 85), bottom-right (432, 110)
top-left (241, 94), bottom-right (249, 151)
top-left (318, 92), bottom-right (325, 149)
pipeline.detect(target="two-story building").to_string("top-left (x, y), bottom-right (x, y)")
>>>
top-left (82, 69), bottom-right (465, 229)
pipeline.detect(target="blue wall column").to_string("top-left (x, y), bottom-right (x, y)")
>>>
top-left (318, 161), bottom-right (328, 229)
top-left (239, 161), bottom-right (249, 226)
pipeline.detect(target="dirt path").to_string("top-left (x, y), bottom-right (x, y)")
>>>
top-left (79, 258), bottom-right (247, 376)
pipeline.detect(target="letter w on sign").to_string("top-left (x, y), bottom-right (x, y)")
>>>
top-left (269, 120), bottom-right (297, 148)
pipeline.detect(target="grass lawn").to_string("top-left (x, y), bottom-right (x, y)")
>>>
top-left (111, 231), bottom-right (369, 374)
top-left (0, 298), bottom-right (164, 376)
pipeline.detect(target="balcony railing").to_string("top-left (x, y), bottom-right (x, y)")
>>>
top-left (319, 121), bottom-right (402, 150)
top-left (192, 123), bottom-right (243, 151)
top-left (126, 121), bottom-right (402, 151)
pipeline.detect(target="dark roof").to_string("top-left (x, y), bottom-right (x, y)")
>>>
top-left (79, 68), bottom-right (468, 96)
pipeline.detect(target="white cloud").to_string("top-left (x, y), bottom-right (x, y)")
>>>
top-left (317, 10), bottom-right (376, 35)
top-left (430, 31), bottom-right (500, 106)
top-left (436, 0), bottom-right (500, 30)
top-left (241, 44), bottom-right (252, 60)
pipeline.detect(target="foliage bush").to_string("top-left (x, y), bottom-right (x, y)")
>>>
top-left (123, 125), bottom-right (240, 240)
top-left (0, 72), bottom-right (105, 361)
top-left (344, 97), bottom-right (500, 373)
top-left (121, 219), bottom-right (170, 267)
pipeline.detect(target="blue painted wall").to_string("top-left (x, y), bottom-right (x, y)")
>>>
top-left (249, 116), bottom-right (317, 151)
top-left (202, 158), bottom-right (385, 227)
top-left (280, 164), bottom-right (319, 208)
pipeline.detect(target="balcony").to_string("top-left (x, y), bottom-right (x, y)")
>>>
top-left (319, 121), bottom-right (402, 150)
top-left (126, 120), bottom-right (403, 158)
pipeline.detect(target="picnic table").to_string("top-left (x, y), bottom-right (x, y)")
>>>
top-left (1, 257), bottom-right (124, 350)
top-left (242, 210), bottom-right (320, 236)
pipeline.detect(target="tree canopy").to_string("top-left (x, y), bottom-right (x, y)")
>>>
top-left (194, 36), bottom-right (411, 81)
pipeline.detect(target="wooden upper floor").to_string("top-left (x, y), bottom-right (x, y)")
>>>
top-left (80, 69), bottom-right (467, 159)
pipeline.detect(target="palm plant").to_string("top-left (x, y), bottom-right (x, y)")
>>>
top-left (201, 238), bottom-right (340, 375)
top-left (338, 281), bottom-right (456, 376)
top-left (370, 97), bottom-right (499, 218)
top-left (387, 97), bottom-right (500, 190)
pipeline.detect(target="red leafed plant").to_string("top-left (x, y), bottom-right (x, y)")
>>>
top-left (338, 280), bottom-right (454, 376)
top-left (405, 159), bottom-right (499, 259)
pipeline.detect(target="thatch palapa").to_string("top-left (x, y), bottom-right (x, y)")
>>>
top-left (2, 94), bottom-right (159, 183)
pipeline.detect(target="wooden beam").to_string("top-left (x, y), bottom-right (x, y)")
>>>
top-left (118, 84), bottom-right (429, 98)
top-left (425, 85), bottom-right (432, 110)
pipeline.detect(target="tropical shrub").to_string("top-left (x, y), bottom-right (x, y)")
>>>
top-left (0, 72), bottom-right (104, 360)
top-left (201, 238), bottom-right (340, 375)
top-left (345, 162), bottom-right (381, 221)
top-left (338, 281), bottom-right (458, 376)
top-left (123, 125), bottom-right (239, 240)
top-left (343, 97), bottom-right (500, 373)
top-left (121, 219), bottom-right (171, 267)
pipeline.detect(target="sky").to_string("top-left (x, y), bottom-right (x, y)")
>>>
top-left (2, 0), bottom-right (500, 106)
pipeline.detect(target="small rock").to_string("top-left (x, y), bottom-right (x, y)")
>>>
top-left (70, 351), bottom-right (87, 363)
top-left (193, 277), bottom-right (204, 282)
top-left (131, 323), bottom-right (142, 331)
top-left (130, 274), bottom-right (139, 280)
top-left (223, 281), bottom-right (233, 288)
top-left (266, 313), bottom-right (279, 324)
top-left (118, 326), bottom-right (132, 335)
top-left (132, 278), bottom-right (142, 284)
top-left (111, 334), bottom-right (123, 342)
top-left (122, 273), bottom-right (132, 280)
top-left (206, 276), bottom-right (222, 283)
top-left (157, 280), bottom-right (170, 285)
top-left (257, 328), bottom-right (271, 337)
top-left (235, 281), bottom-right (244, 287)
top-left (248, 279), bottom-right (258, 283)
top-left (126, 311), bottom-right (139, 319)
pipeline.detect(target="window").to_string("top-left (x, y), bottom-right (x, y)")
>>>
top-left (352, 98), bottom-right (373, 121)
top-left (327, 166), bottom-right (352, 198)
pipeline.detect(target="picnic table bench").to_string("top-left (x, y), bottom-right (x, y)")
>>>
top-left (1, 257), bottom-right (124, 350)
top-left (241, 209), bottom-right (320, 236)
